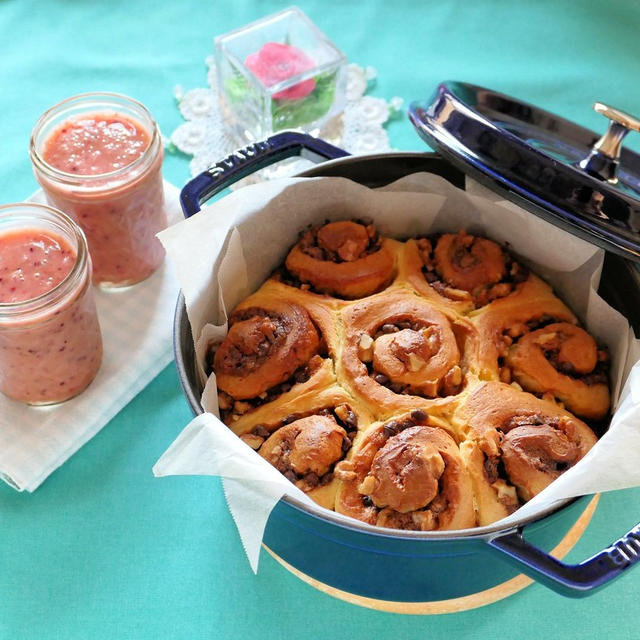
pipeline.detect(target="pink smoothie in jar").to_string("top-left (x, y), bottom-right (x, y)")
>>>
top-left (0, 203), bottom-right (102, 405)
top-left (0, 229), bottom-right (75, 302)
top-left (30, 93), bottom-right (168, 287)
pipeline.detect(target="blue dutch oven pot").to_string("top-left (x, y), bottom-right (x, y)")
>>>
top-left (174, 83), bottom-right (640, 603)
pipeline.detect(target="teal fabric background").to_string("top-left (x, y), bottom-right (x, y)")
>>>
top-left (1, 1), bottom-right (639, 638)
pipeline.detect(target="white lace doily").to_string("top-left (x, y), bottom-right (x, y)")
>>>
top-left (169, 57), bottom-right (402, 188)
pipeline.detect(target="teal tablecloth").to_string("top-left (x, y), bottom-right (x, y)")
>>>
top-left (1, 1), bottom-right (639, 638)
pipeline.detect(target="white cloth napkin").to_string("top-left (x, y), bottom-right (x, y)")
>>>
top-left (0, 181), bottom-right (183, 492)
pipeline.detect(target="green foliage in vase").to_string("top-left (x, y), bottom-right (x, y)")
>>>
top-left (224, 69), bottom-right (338, 132)
top-left (225, 73), bottom-right (255, 105)
top-left (271, 71), bottom-right (337, 131)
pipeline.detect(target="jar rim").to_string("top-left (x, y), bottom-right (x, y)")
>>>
top-left (29, 91), bottom-right (161, 184)
top-left (0, 202), bottom-right (89, 316)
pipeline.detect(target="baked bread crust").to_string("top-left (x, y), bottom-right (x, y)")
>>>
top-left (206, 222), bottom-right (608, 530)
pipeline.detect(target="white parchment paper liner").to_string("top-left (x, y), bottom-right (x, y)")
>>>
top-left (153, 173), bottom-right (640, 572)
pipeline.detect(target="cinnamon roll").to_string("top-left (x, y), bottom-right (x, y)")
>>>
top-left (233, 385), bottom-right (367, 509)
top-left (340, 289), bottom-right (469, 417)
top-left (456, 382), bottom-right (597, 525)
top-left (214, 302), bottom-right (319, 400)
top-left (405, 231), bottom-right (528, 309)
top-left (259, 414), bottom-right (347, 507)
top-left (284, 220), bottom-right (397, 299)
top-left (469, 274), bottom-right (577, 379)
top-left (335, 410), bottom-right (475, 531)
top-left (400, 239), bottom-right (474, 314)
top-left (505, 323), bottom-right (610, 420)
top-left (210, 281), bottom-right (338, 425)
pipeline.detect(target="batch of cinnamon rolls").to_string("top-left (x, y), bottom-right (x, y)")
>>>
top-left (209, 220), bottom-right (610, 531)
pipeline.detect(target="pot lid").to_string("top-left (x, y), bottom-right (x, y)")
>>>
top-left (409, 81), bottom-right (640, 262)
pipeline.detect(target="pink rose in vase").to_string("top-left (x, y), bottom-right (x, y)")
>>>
top-left (245, 42), bottom-right (316, 100)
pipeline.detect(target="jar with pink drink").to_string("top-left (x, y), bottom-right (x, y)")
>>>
top-left (0, 203), bottom-right (103, 404)
top-left (30, 92), bottom-right (168, 287)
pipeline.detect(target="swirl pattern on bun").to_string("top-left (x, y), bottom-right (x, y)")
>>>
top-left (405, 231), bottom-right (529, 309)
top-left (505, 322), bottom-right (610, 420)
top-left (456, 382), bottom-right (597, 525)
top-left (335, 411), bottom-right (475, 531)
top-left (283, 220), bottom-right (397, 299)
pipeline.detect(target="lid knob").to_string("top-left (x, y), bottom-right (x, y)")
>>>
top-left (578, 102), bottom-right (640, 183)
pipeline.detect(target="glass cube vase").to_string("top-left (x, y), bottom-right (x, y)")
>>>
top-left (215, 7), bottom-right (347, 142)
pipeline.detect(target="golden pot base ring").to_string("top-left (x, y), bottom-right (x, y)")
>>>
top-left (263, 494), bottom-right (599, 614)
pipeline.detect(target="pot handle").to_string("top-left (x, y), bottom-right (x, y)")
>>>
top-left (179, 131), bottom-right (350, 217)
top-left (488, 519), bottom-right (640, 597)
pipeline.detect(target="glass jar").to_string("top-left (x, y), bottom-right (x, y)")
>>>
top-left (30, 92), bottom-right (168, 287)
top-left (215, 7), bottom-right (347, 142)
top-left (0, 203), bottom-right (103, 404)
